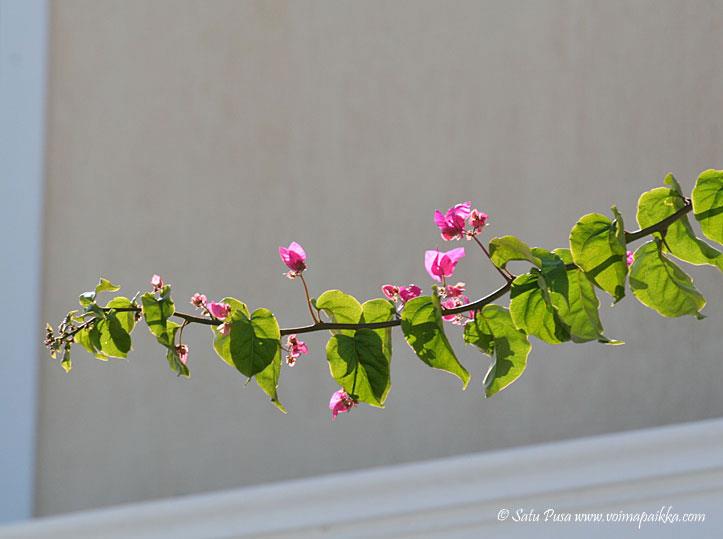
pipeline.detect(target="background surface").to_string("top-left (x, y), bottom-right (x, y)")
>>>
top-left (38, 0), bottom-right (723, 516)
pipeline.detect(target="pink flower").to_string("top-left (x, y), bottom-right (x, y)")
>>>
top-left (207, 301), bottom-right (231, 319)
top-left (424, 248), bottom-right (466, 282)
top-left (626, 250), bottom-right (634, 267)
top-left (190, 293), bottom-right (207, 308)
top-left (382, 284), bottom-right (422, 303)
top-left (468, 209), bottom-right (488, 236)
top-left (218, 322), bottom-right (231, 336)
top-left (329, 389), bottom-right (357, 420)
top-left (434, 202), bottom-right (472, 241)
top-left (279, 242), bottom-right (307, 277)
top-left (398, 284), bottom-right (422, 303)
top-left (444, 282), bottom-right (466, 298)
top-left (176, 344), bottom-right (189, 366)
top-left (441, 295), bottom-right (472, 325)
top-left (381, 284), bottom-right (399, 300)
top-left (285, 334), bottom-right (309, 366)
top-left (151, 274), bottom-right (164, 292)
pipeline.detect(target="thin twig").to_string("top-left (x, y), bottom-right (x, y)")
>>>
top-left (299, 273), bottom-right (319, 324)
top-left (471, 235), bottom-right (515, 281)
top-left (624, 200), bottom-right (691, 242)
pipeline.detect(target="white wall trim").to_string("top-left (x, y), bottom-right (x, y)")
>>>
top-left (0, 0), bottom-right (48, 524)
top-left (3, 417), bottom-right (723, 538)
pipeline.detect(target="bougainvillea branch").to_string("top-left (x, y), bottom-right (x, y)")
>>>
top-left (45, 170), bottom-right (722, 418)
top-left (95, 282), bottom-right (514, 334)
top-left (90, 200), bottom-right (694, 333)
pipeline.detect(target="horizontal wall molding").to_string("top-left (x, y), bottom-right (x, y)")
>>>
top-left (3, 417), bottom-right (723, 538)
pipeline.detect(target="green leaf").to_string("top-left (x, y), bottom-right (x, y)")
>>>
top-left (94, 297), bottom-right (135, 358)
top-left (211, 308), bottom-right (284, 410)
top-left (141, 287), bottom-right (175, 347)
top-left (213, 308), bottom-right (281, 378)
top-left (315, 293), bottom-right (395, 406)
top-left (255, 351), bottom-right (286, 413)
top-left (209, 300), bottom-right (283, 409)
top-left (497, 246), bottom-right (611, 345)
top-left (569, 212), bottom-right (628, 302)
top-left (78, 278), bottom-right (122, 309)
top-left (692, 169), bottom-right (723, 246)
top-left (401, 294), bottom-right (470, 388)
top-left (552, 248), bottom-right (620, 344)
top-left (463, 309), bottom-right (495, 355)
top-left (315, 290), bottom-right (363, 335)
top-left (72, 297), bottom-right (136, 360)
top-left (327, 329), bottom-right (390, 407)
top-left (165, 322), bottom-right (190, 377)
top-left (95, 277), bottom-right (121, 295)
top-left (140, 287), bottom-right (195, 377)
top-left (637, 175), bottom-right (722, 270)
top-left (611, 205), bottom-right (626, 246)
top-left (61, 345), bottom-right (72, 373)
top-left (488, 236), bottom-right (541, 269)
top-left (73, 326), bottom-right (98, 356)
top-left (87, 324), bottom-right (108, 360)
top-left (219, 297), bottom-right (250, 318)
top-left (206, 296), bottom-right (250, 354)
top-left (323, 298), bottom-right (395, 407)
top-left (360, 298), bottom-right (396, 359)
top-left (78, 291), bottom-right (96, 308)
top-left (466, 305), bottom-right (531, 397)
top-left (509, 271), bottom-right (570, 345)
top-left (629, 240), bottom-right (706, 318)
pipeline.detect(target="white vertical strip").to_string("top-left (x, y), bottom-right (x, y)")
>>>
top-left (0, 0), bottom-right (48, 523)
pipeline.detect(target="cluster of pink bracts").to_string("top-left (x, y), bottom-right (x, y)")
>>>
top-left (155, 202), bottom-right (488, 419)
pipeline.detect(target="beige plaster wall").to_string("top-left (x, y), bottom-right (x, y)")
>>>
top-left (37, 0), bottom-right (723, 516)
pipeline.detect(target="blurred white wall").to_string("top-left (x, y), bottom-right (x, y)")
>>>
top-left (36, 0), bottom-right (723, 517)
top-left (5, 418), bottom-right (723, 538)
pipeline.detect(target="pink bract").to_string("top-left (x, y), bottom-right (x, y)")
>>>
top-left (434, 201), bottom-right (472, 241)
top-left (190, 293), bottom-right (207, 308)
top-left (151, 274), bottom-right (164, 291)
top-left (469, 209), bottom-right (488, 235)
top-left (207, 302), bottom-right (231, 319)
top-left (285, 334), bottom-right (309, 366)
top-left (441, 295), bottom-right (472, 325)
top-left (218, 322), bottom-right (231, 336)
top-left (445, 282), bottom-right (466, 298)
top-left (381, 284), bottom-right (399, 300)
top-left (424, 248), bottom-right (466, 282)
top-left (329, 389), bottom-right (356, 420)
top-left (279, 242), bottom-right (307, 273)
top-left (398, 284), bottom-right (422, 303)
top-left (176, 344), bottom-right (189, 365)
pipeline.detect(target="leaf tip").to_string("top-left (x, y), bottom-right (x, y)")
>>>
top-left (272, 400), bottom-right (287, 414)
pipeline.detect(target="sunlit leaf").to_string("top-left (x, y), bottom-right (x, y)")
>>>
top-left (466, 305), bottom-right (531, 397)
top-left (629, 240), bottom-right (706, 319)
top-left (692, 169), bottom-right (723, 246)
top-left (637, 174), bottom-right (722, 270)
top-left (401, 294), bottom-right (470, 388)
top-left (569, 211), bottom-right (628, 302)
